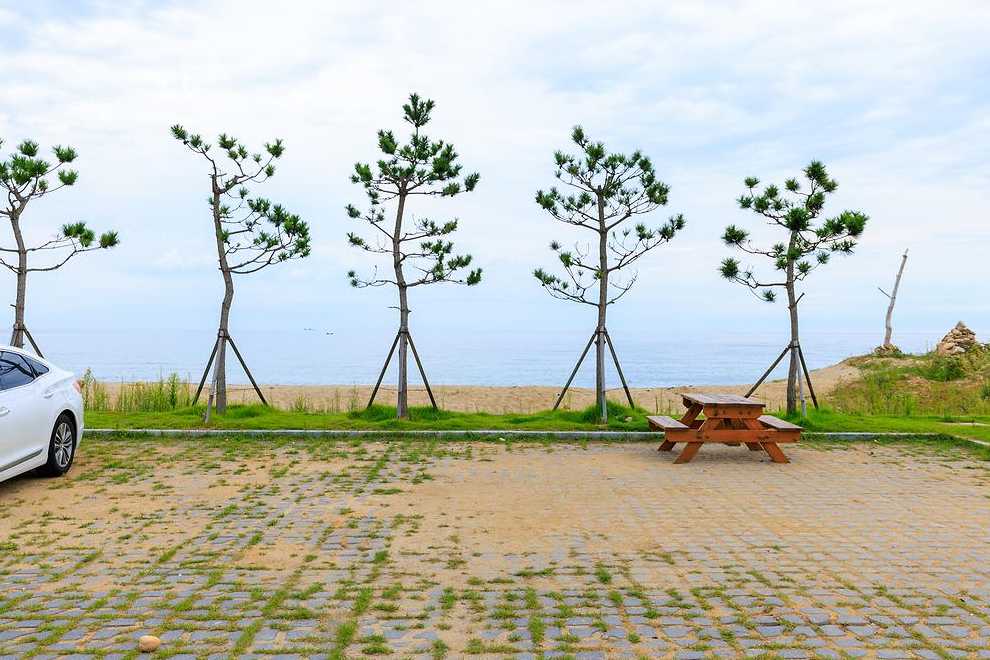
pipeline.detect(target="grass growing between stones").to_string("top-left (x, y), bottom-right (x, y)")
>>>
top-left (3, 437), bottom-right (990, 657)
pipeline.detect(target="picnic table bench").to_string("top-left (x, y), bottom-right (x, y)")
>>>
top-left (648, 393), bottom-right (801, 464)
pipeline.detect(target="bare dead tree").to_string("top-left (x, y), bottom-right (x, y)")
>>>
top-left (0, 139), bottom-right (119, 355)
top-left (171, 125), bottom-right (311, 416)
top-left (878, 248), bottom-right (908, 350)
top-left (534, 126), bottom-right (685, 423)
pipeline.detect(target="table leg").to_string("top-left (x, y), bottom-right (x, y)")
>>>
top-left (739, 418), bottom-right (771, 454)
top-left (762, 442), bottom-right (790, 464)
top-left (674, 442), bottom-right (702, 464)
top-left (679, 403), bottom-right (703, 426)
top-left (658, 440), bottom-right (676, 452)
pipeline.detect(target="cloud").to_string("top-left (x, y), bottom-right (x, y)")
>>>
top-left (0, 0), bottom-right (987, 343)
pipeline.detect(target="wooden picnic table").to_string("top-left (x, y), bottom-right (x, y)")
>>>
top-left (647, 393), bottom-right (801, 464)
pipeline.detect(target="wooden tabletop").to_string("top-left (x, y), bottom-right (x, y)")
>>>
top-left (681, 392), bottom-right (764, 407)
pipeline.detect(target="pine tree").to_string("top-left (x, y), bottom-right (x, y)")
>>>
top-left (346, 93), bottom-right (481, 419)
top-left (0, 138), bottom-right (119, 354)
top-left (534, 126), bottom-right (685, 423)
top-left (171, 125), bottom-right (311, 415)
top-left (719, 160), bottom-right (867, 414)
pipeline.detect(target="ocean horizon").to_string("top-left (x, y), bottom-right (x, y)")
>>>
top-left (19, 326), bottom-right (940, 388)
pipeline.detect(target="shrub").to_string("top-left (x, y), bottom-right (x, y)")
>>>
top-left (915, 355), bottom-right (966, 382)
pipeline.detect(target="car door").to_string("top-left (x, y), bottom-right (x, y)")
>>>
top-left (0, 351), bottom-right (47, 474)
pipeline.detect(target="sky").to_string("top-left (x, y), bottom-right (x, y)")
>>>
top-left (1, 0), bottom-right (988, 360)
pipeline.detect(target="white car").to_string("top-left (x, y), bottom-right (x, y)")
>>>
top-left (0, 346), bottom-right (83, 483)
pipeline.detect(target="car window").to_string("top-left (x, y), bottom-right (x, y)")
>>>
top-left (24, 355), bottom-right (49, 376)
top-left (0, 351), bottom-right (36, 390)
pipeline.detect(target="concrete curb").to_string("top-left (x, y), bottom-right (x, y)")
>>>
top-left (85, 428), bottom-right (976, 443)
top-left (86, 428), bottom-right (659, 440)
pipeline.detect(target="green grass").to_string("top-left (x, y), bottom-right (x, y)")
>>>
top-left (78, 360), bottom-right (990, 464)
top-left (788, 408), bottom-right (990, 455)
top-left (86, 400), bottom-right (990, 443)
top-left (80, 370), bottom-right (193, 412)
top-left (830, 348), bottom-right (990, 416)
top-left (86, 400), bottom-right (649, 431)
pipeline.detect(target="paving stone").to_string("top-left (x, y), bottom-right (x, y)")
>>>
top-left (1, 441), bottom-right (988, 659)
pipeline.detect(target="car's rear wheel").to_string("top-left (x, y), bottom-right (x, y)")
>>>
top-left (41, 413), bottom-right (76, 477)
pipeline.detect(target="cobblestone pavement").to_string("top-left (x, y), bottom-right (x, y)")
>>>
top-left (1, 436), bottom-right (988, 659)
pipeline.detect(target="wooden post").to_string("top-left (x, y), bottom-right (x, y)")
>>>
top-left (204, 363), bottom-right (218, 423)
top-left (603, 328), bottom-right (635, 408)
top-left (406, 331), bottom-right (438, 410)
top-left (553, 330), bottom-right (598, 410)
top-left (367, 331), bottom-right (401, 409)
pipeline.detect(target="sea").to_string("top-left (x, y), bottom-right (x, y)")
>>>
top-left (23, 327), bottom-right (938, 388)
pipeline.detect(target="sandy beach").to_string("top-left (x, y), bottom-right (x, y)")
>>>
top-left (98, 360), bottom-right (859, 413)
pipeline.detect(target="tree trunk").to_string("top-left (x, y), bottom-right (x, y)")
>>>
top-left (784, 233), bottom-right (800, 416)
top-left (8, 211), bottom-right (28, 349)
top-left (595, 194), bottom-right (608, 424)
top-left (210, 187), bottom-right (234, 414)
top-left (883, 249), bottom-right (908, 348)
top-left (393, 191), bottom-right (410, 419)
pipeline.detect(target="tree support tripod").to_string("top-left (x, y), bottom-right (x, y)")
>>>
top-left (552, 327), bottom-right (634, 410)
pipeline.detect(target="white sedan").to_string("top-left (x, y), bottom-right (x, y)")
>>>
top-left (0, 346), bottom-right (84, 483)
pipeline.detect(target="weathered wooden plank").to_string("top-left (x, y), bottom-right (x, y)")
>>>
top-left (702, 404), bottom-right (764, 419)
top-left (647, 415), bottom-right (689, 431)
top-left (681, 392), bottom-right (764, 407)
top-left (758, 414), bottom-right (803, 431)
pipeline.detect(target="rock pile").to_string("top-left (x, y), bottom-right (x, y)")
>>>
top-left (936, 322), bottom-right (978, 355)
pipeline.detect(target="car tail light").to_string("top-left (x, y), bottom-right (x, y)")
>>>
top-left (73, 380), bottom-right (82, 394)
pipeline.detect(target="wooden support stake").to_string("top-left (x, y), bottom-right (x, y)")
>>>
top-left (745, 343), bottom-right (792, 398)
top-left (22, 327), bottom-right (44, 358)
top-left (367, 331), bottom-right (401, 409)
top-left (553, 330), bottom-right (598, 411)
top-left (227, 333), bottom-right (268, 407)
top-left (192, 336), bottom-right (221, 405)
top-left (405, 331), bottom-right (438, 410)
top-left (796, 344), bottom-right (819, 409)
top-left (603, 328), bottom-right (635, 408)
